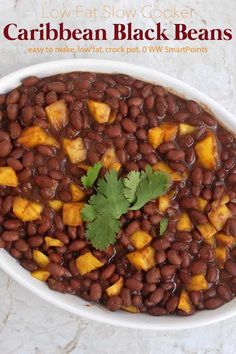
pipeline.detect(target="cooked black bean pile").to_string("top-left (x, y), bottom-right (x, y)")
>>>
top-left (0, 71), bottom-right (236, 316)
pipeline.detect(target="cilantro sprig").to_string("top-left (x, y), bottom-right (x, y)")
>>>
top-left (129, 165), bottom-right (170, 210)
top-left (123, 171), bottom-right (142, 203)
top-left (159, 218), bottom-right (168, 236)
top-left (81, 162), bottom-right (102, 188)
top-left (81, 170), bottom-right (129, 250)
top-left (81, 165), bottom-right (170, 250)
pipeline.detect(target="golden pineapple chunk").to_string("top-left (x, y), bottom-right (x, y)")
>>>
top-left (70, 183), bottom-right (85, 202)
top-left (48, 200), bottom-right (63, 211)
top-left (108, 110), bottom-right (117, 124)
top-left (210, 194), bottom-right (230, 213)
top-left (122, 306), bottom-right (139, 313)
top-left (18, 126), bottom-right (60, 148)
top-left (177, 212), bottom-right (193, 231)
top-left (195, 131), bottom-right (219, 170)
top-left (215, 247), bottom-right (228, 268)
top-left (160, 122), bottom-right (178, 141)
top-left (197, 197), bottom-right (208, 211)
top-left (63, 138), bottom-right (86, 164)
top-left (168, 188), bottom-right (178, 199)
top-left (127, 246), bottom-right (156, 271)
top-left (158, 194), bottom-right (170, 213)
top-left (148, 127), bottom-right (164, 149)
top-left (109, 162), bottom-right (122, 172)
top-left (76, 252), bottom-right (103, 275)
top-left (101, 148), bottom-right (121, 172)
top-left (179, 123), bottom-right (197, 136)
top-left (45, 236), bottom-right (63, 247)
top-left (208, 204), bottom-right (232, 231)
top-left (87, 100), bottom-right (111, 123)
top-left (178, 289), bottom-right (192, 314)
top-left (130, 230), bottom-right (152, 250)
top-left (197, 222), bottom-right (217, 239)
top-left (63, 202), bottom-right (84, 226)
top-left (186, 274), bottom-right (208, 292)
top-left (153, 161), bottom-right (182, 181)
top-left (45, 100), bottom-right (69, 131)
top-left (205, 236), bottom-right (216, 247)
top-left (219, 195), bottom-right (230, 205)
top-left (215, 233), bottom-right (236, 248)
top-left (0, 166), bottom-right (18, 187)
top-left (31, 270), bottom-right (50, 282)
top-left (32, 250), bottom-right (50, 268)
top-left (13, 197), bottom-right (43, 222)
top-left (106, 277), bottom-right (124, 296)
top-left (77, 164), bottom-right (91, 171)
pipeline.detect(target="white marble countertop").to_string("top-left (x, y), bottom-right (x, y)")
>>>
top-left (0, 0), bottom-right (236, 353)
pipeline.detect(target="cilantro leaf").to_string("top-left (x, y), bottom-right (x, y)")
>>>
top-left (81, 165), bottom-right (171, 250)
top-left (130, 167), bottom-right (170, 210)
top-left (85, 216), bottom-right (120, 250)
top-left (81, 169), bottom-right (129, 250)
top-left (97, 170), bottom-right (129, 218)
top-left (81, 162), bottom-right (102, 188)
top-left (81, 204), bottom-right (96, 222)
top-left (123, 171), bottom-right (141, 203)
top-left (160, 218), bottom-right (168, 236)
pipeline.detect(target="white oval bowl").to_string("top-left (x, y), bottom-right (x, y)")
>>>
top-left (0, 59), bottom-right (235, 330)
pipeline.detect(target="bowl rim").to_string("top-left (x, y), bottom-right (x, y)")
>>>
top-left (0, 58), bottom-right (235, 330)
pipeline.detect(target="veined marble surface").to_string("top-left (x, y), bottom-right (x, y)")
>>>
top-left (0, 0), bottom-right (236, 353)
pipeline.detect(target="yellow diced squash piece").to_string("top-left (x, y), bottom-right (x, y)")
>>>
top-left (70, 183), bottom-right (85, 202)
top-left (101, 147), bottom-right (121, 172)
top-left (0, 166), bottom-right (18, 187)
top-left (63, 138), bottom-right (86, 164)
top-left (63, 202), bottom-right (84, 227)
top-left (87, 100), bottom-right (111, 123)
top-left (215, 233), bottom-right (236, 248)
top-left (197, 222), bottom-right (217, 239)
top-left (18, 126), bottom-right (60, 148)
top-left (179, 123), bottom-right (197, 136)
top-left (45, 236), bottom-right (63, 247)
top-left (127, 246), bottom-right (156, 271)
top-left (178, 290), bottom-right (192, 314)
top-left (197, 197), bottom-right (208, 211)
top-left (48, 200), bottom-right (63, 211)
top-left (76, 252), bottom-right (103, 275)
top-left (13, 197), bottom-right (43, 222)
top-left (160, 122), bottom-right (178, 141)
top-left (195, 131), bottom-right (219, 170)
top-left (186, 274), bottom-right (208, 291)
top-left (215, 247), bottom-right (228, 268)
top-left (122, 305), bottom-right (139, 313)
top-left (177, 212), bottom-right (193, 231)
top-left (158, 194), bottom-right (170, 213)
top-left (32, 250), bottom-right (50, 268)
top-left (130, 230), bottom-right (152, 250)
top-left (31, 270), bottom-right (50, 282)
top-left (45, 100), bottom-right (69, 131)
top-left (208, 204), bottom-right (232, 231)
top-left (153, 161), bottom-right (182, 181)
top-left (148, 127), bottom-right (164, 149)
top-left (106, 277), bottom-right (124, 296)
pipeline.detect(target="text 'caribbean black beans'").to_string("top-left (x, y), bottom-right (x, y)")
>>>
top-left (0, 71), bottom-right (236, 316)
